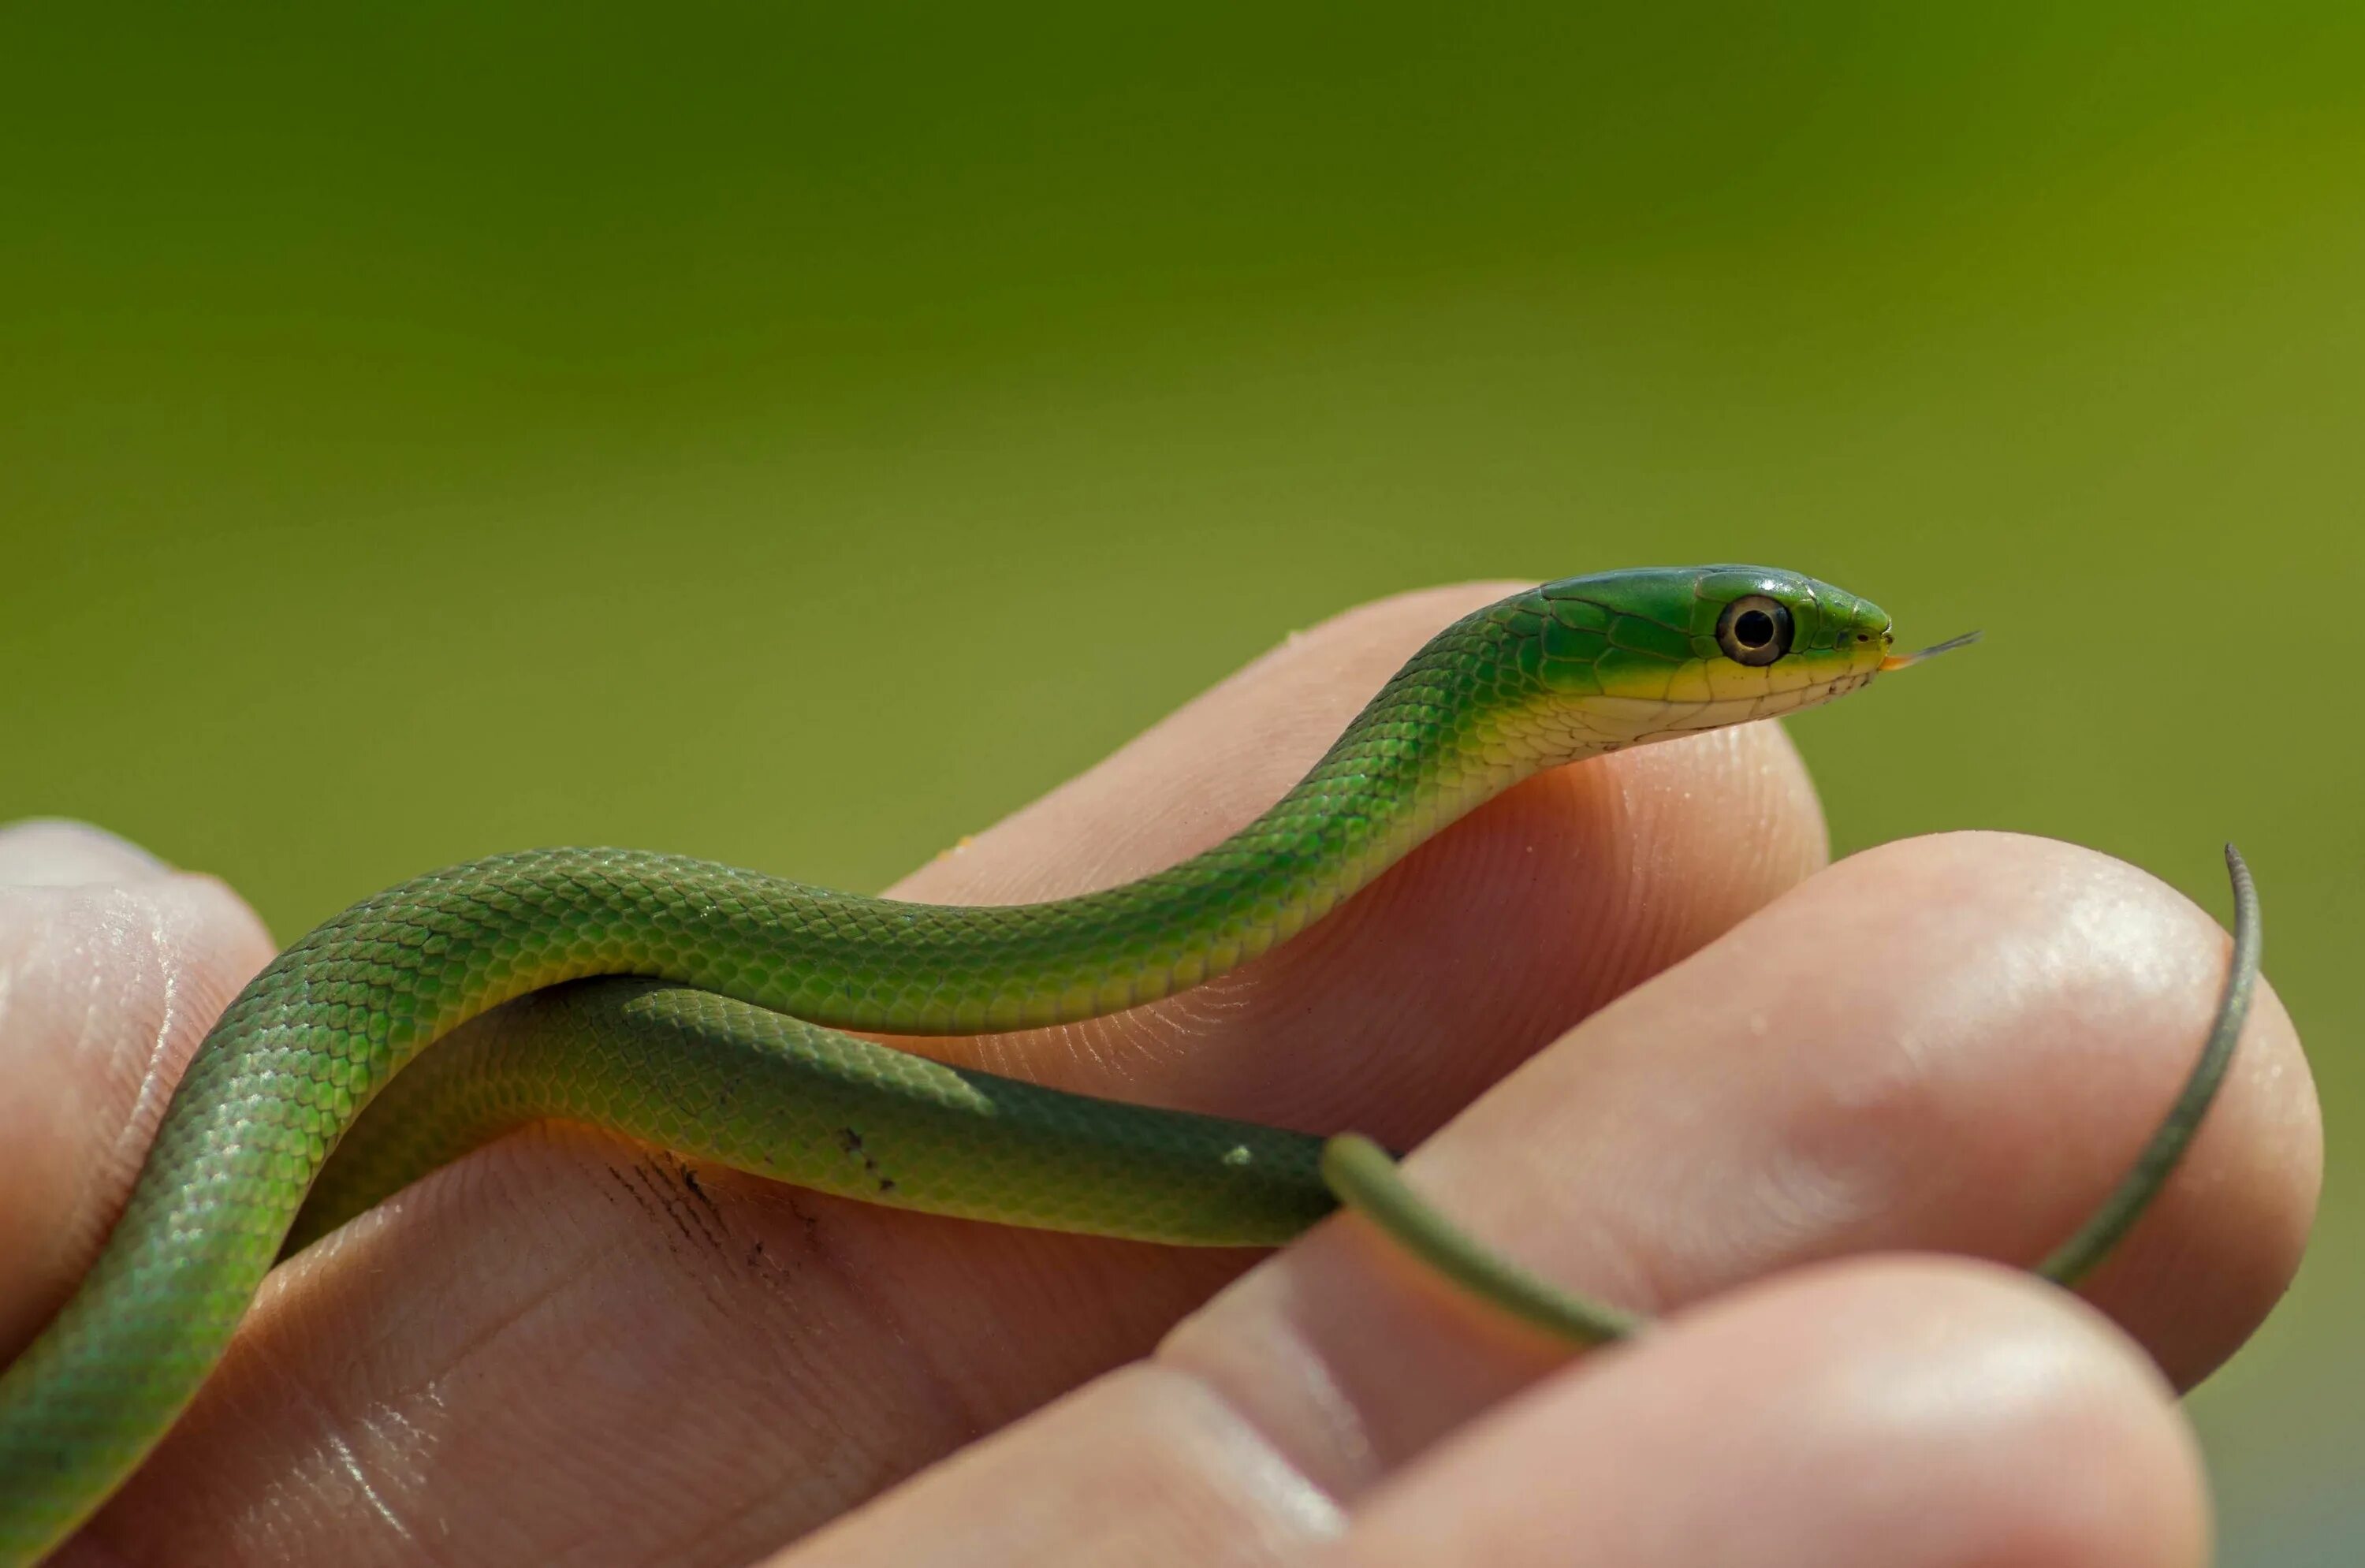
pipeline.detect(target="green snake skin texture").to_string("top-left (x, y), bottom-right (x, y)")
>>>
top-left (286, 980), bottom-right (1339, 1257)
top-left (0, 566), bottom-right (1894, 1560)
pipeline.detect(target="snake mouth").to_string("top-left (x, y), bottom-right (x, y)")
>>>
top-left (1587, 662), bottom-right (1881, 744)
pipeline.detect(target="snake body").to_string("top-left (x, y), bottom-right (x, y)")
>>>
top-left (0, 567), bottom-right (2255, 1562)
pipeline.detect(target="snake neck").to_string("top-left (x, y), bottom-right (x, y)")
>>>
top-left (1008, 593), bottom-right (1591, 1015)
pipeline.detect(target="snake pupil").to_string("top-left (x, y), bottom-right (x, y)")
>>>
top-left (1735, 610), bottom-right (1774, 646)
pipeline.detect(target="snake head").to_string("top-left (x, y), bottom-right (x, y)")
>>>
top-left (1509, 564), bottom-right (1905, 754)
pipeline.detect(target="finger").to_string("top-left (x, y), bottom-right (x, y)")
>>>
top-left (76, 583), bottom-right (1833, 1566)
top-left (0, 819), bottom-right (276, 1360)
top-left (0, 818), bottom-right (171, 886)
top-left (1327, 1258), bottom-right (2207, 1568)
top-left (1163, 832), bottom-right (2310, 1493)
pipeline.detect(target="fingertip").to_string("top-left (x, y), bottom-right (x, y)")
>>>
top-left (0, 818), bottom-right (174, 886)
top-left (2044, 886), bottom-right (2316, 1384)
top-left (1816, 832), bottom-right (2317, 1384)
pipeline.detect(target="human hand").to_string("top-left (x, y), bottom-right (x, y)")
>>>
top-left (0, 583), bottom-right (2316, 1566)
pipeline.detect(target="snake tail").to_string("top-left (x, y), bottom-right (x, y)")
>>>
top-left (2037, 844), bottom-right (2259, 1287)
top-left (1330, 845), bottom-right (2263, 1339)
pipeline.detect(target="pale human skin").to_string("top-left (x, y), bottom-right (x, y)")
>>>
top-left (0, 583), bottom-right (2319, 1568)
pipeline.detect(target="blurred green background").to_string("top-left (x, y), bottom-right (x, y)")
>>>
top-left (2, 3), bottom-right (2356, 1556)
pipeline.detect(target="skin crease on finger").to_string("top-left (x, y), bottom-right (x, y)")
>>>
top-left (21, 584), bottom-right (1838, 1567)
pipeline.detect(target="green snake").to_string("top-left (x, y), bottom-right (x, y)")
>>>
top-left (0, 565), bottom-right (2259, 1562)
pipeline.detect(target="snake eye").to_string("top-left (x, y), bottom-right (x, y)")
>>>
top-left (1715, 595), bottom-right (1793, 667)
